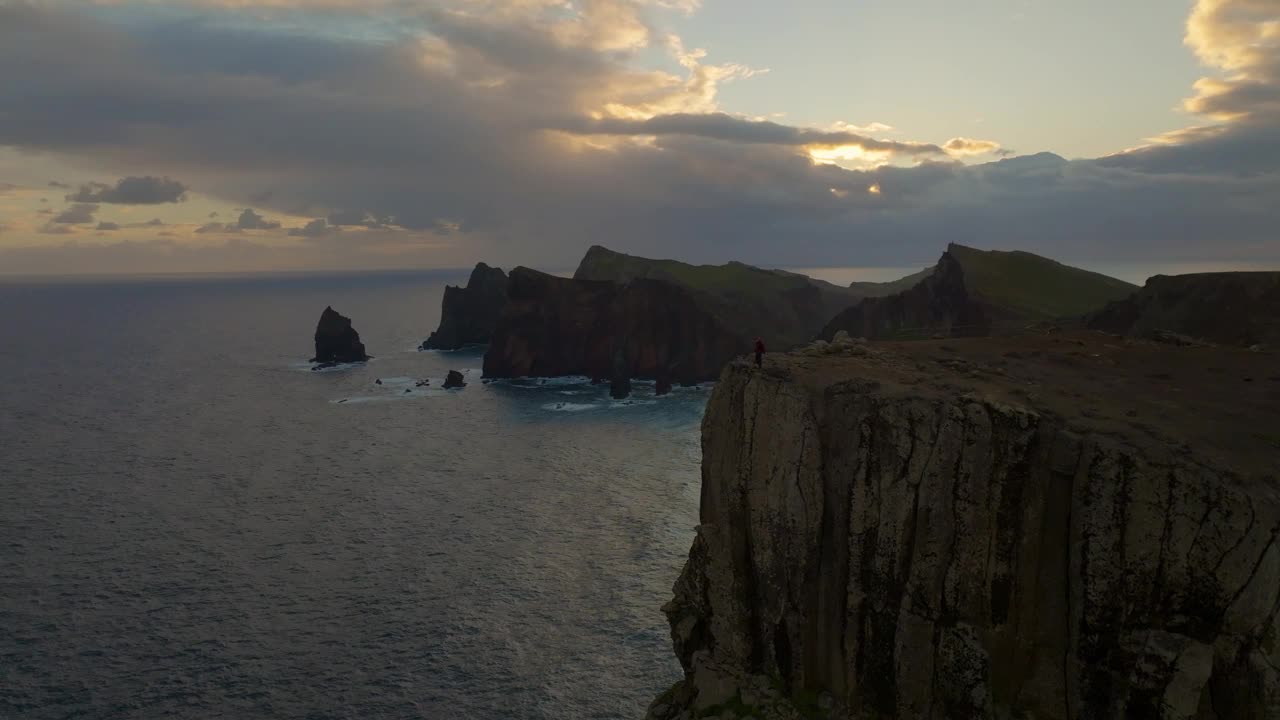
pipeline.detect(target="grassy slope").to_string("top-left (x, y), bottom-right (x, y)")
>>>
top-left (575, 245), bottom-right (925, 300)
top-left (948, 243), bottom-right (1137, 320)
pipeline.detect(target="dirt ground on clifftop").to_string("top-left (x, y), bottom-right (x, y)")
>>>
top-left (770, 331), bottom-right (1280, 480)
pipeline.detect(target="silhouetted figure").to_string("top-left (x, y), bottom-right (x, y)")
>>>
top-left (754, 337), bottom-right (766, 368)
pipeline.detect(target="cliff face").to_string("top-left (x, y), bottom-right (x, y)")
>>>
top-left (573, 245), bottom-right (910, 349)
top-left (482, 267), bottom-right (747, 385)
top-left (821, 245), bottom-right (1136, 341)
top-left (311, 306), bottom-right (369, 364)
top-left (422, 262), bottom-right (509, 350)
top-left (653, 333), bottom-right (1280, 720)
top-left (819, 251), bottom-right (989, 341)
top-left (1088, 272), bottom-right (1280, 347)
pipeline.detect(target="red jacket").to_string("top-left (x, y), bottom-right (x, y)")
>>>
top-left (754, 339), bottom-right (766, 354)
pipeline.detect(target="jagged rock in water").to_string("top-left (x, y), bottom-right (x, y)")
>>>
top-left (422, 263), bottom-right (509, 350)
top-left (652, 332), bottom-right (1280, 720)
top-left (821, 244), bottom-right (1135, 342)
top-left (655, 372), bottom-right (674, 397)
top-left (443, 370), bottom-right (466, 389)
top-left (1088, 272), bottom-right (1280, 347)
top-left (482, 267), bottom-right (748, 385)
top-left (610, 348), bottom-right (632, 400)
top-left (311, 306), bottom-right (370, 365)
top-left (610, 375), bottom-right (632, 400)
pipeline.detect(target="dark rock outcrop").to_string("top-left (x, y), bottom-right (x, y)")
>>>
top-left (1088, 272), bottom-right (1280, 347)
top-left (822, 244), bottom-right (1136, 341)
top-left (483, 268), bottom-right (748, 385)
top-left (443, 370), bottom-right (466, 389)
top-left (311, 306), bottom-right (369, 365)
top-left (820, 250), bottom-right (989, 341)
top-left (422, 263), bottom-right (509, 350)
top-left (651, 332), bottom-right (1280, 720)
top-left (574, 245), bottom-right (916, 351)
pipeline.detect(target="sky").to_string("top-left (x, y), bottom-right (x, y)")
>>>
top-left (0, 0), bottom-right (1277, 275)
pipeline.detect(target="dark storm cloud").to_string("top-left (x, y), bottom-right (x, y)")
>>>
top-left (52, 203), bottom-right (97, 224)
top-left (68, 176), bottom-right (188, 204)
top-left (0, 1), bottom-right (1276, 272)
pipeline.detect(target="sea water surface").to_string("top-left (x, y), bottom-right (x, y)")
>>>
top-left (0, 270), bottom-right (706, 719)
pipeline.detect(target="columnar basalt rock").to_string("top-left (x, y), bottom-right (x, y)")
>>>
top-left (650, 333), bottom-right (1280, 720)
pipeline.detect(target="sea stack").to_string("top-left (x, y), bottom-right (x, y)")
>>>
top-left (650, 332), bottom-right (1280, 720)
top-left (311, 306), bottom-right (369, 365)
top-left (422, 262), bottom-right (509, 350)
top-left (443, 370), bottom-right (466, 389)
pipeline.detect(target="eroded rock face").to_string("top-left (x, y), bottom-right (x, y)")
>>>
top-left (483, 268), bottom-right (748, 385)
top-left (311, 306), bottom-right (369, 365)
top-left (1088, 272), bottom-right (1280, 347)
top-left (422, 263), bottom-right (509, 350)
top-left (653, 333), bottom-right (1280, 720)
top-left (443, 370), bottom-right (466, 389)
top-left (820, 250), bottom-right (989, 341)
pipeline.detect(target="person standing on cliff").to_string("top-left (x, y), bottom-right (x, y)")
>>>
top-left (754, 337), bottom-right (766, 368)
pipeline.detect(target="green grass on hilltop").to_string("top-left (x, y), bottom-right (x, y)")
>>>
top-left (948, 243), bottom-right (1137, 320)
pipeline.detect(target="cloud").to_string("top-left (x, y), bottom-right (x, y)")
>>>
top-left (1099, 0), bottom-right (1280, 175)
top-left (194, 208), bottom-right (282, 233)
top-left (235, 208), bottom-right (280, 230)
top-left (52, 203), bottom-right (97, 224)
top-left (47, 181), bottom-right (69, 189)
top-left (288, 218), bottom-right (337, 237)
top-left (943, 137), bottom-right (1010, 157)
top-left (96, 221), bottom-right (121, 231)
top-left (0, 0), bottom-right (1275, 274)
top-left (67, 176), bottom-right (188, 204)
top-left (563, 113), bottom-right (945, 155)
top-left (326, 209), bottom-right (388, 228)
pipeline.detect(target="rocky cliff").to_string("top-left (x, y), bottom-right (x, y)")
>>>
top-left (819, 250), bottom-right (990, 341)
top-left (651, 332), bottom-right (1280, 720)
top-left (1088, 272), bottom-right (1280, 347)
top-left (422, 262), bottom-right (509, 350)
top-left (574, 245), bottom-right (913, 350)
top-left (311, 306), bottom-right (369, 365)
top-left (821, 244), bottom-right (1136, 341)
top-left (483, 267), bottom-right (747, 386)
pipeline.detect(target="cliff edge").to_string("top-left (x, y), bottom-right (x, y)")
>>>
top-left (652, 332), bottom-right (1279, 720)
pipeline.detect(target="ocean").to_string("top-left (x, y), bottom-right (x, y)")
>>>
top-left (0, 270), bottom-right (707, 719)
